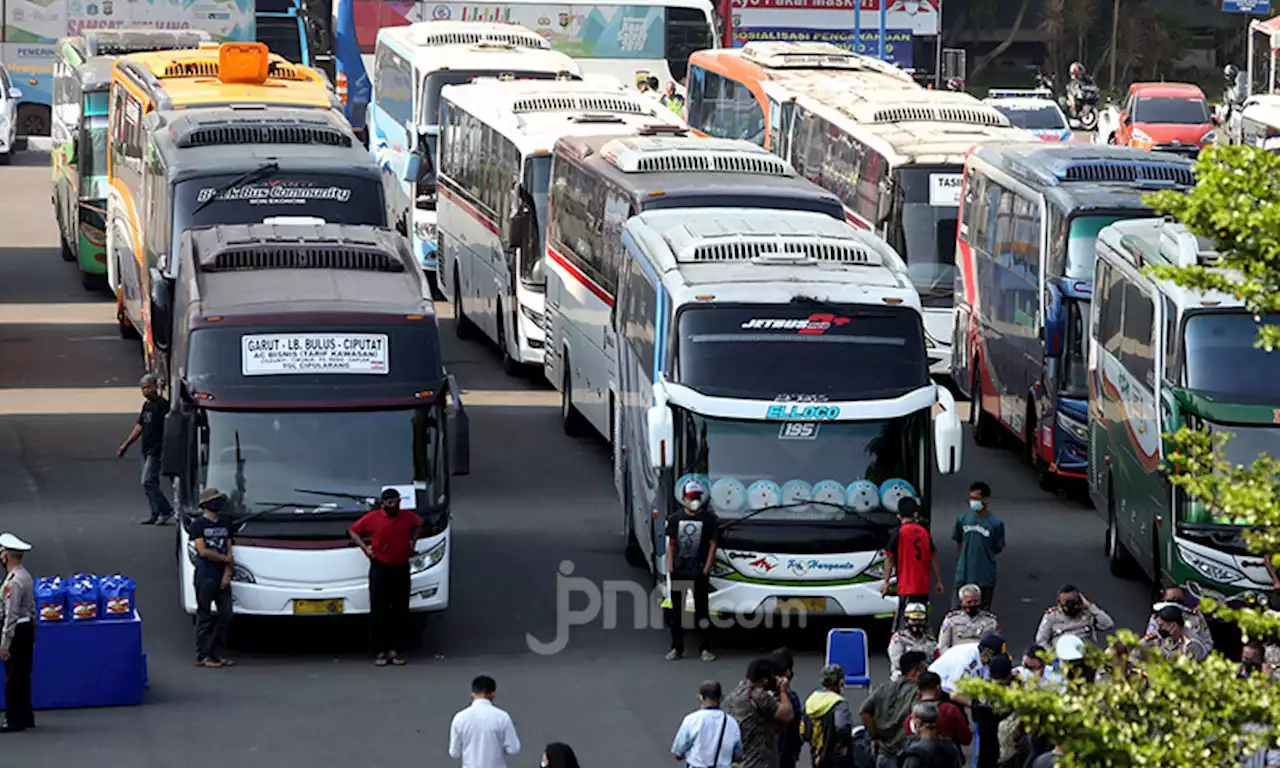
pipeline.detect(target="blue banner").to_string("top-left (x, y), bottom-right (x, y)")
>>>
top-left (731, 28), bottom-right (913, 67)
top-left (1223, 0), bottom-right (1270, 13)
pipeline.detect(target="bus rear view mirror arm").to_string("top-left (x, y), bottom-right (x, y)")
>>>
top-left (933, 386), bottom-right (963, 475)
top-left (8, 87), bottom-right (20, 100)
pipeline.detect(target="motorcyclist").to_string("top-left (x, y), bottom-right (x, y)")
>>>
top-left (1065, 62), bottom-right (1096, 111)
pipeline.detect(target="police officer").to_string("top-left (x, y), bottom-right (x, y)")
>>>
top-left (1035, 583), bottom-right (1115, 649)
top-left (0, 533), bottom-right (35, 733)
top-left (937, 584), bottom-right (1000, 653)
top-left (888, 602), bottom-right (938, 680)
top-left (1142, 605), bottom-right (1210, 662)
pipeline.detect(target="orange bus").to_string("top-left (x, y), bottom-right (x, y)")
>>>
top-left (684, 41), bottom-right (920, 149)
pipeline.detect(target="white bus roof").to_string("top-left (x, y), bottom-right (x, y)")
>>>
top-left (728, 41), bottom-right (917, 83)
top-left (376, 22), bottom-right (581, 77)
top-left (624, 208), bottom-right (918, 306)
top-left (1097, 217), bottom-right (1240, 310)
top-left (598, 135), bottom-right (791, 174)
top-left (441, 78), bottom-right (685, 156)
top-left (378, 21), bottom-right (551, 51)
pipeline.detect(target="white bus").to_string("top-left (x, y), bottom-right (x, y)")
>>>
top-left (764, 84), bottom-right (1036, 375)
top-left (367, 21), bottom-right (582, 282)
top-left (615, 207), bottom-right (964, 617)
top-left (436, 77), bottom-right (685, 373)
top-left (543, 133), bottom-right (847, 442)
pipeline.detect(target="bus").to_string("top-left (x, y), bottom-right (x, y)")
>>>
top-left (367, 22), bottom-right (581, 282)
top-left (51, 30), bottom-right (211, 291)
top-left (1089, 217), bottom-right (1278, 600)
top-left (111, 106), bottom-right (388, 386)
top-left (437, 77), bottom-right (682, 373)
top-left (615, 206), bottom-right (963, 617)
top-left (543, 132), bottom-right (846, 442)
top-left (684, 41), bottom-right (918, 148)
top-left (157, 221), bottom-right (468, 620)
top-left (952, 144), bottom-right (1195, 488)
top-left (331, 0), bottom-right (716, 137)
top-left (769, 87), bottom-right (1033, 375)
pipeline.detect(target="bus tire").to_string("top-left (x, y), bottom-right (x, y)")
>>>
top-left (452, 268), bottom-right (474, 340)
top-left (116, 288), bottom-right (139, 340)
top-left (426, 271), bottom-right (445, 302)
top-left (81, 270), bottom-right (106, 293)
top-left (1025, 405), bottom-right (1055, 491)
top-left (969, 366), bottom-right (999, 448)
top-left (0, 150), bottom-right (9, 166)
top-left (560, 353), bottom-right (587, 437)
top-left (496, 309), bottom-right (520, 377)
top-left (1106, 481), bottom-right (1136, 579)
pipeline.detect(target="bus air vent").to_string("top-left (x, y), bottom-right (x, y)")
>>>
top-left (163, 60), bottom-right (219, 78)
top-left (635, 152), bottom-right (789, 174)
top-left (180, 124), bottom-right (352, 148)
top-left (409, 28), bottom-right (550, 49)
top-left (203, 246), bottom-right (405, 272)
top-left (686, 240), bottom-right (879, 265)
top-left (265, 61), bottom-right (309, 80)
top-left (1058, 162), bottom-right (1194, 186)
top-left (870, 105), bottom-right (1007, 127)
top-left (739, 42), bottom-right (900, 74)
top-left (512, 95), bottom-right (645, 114)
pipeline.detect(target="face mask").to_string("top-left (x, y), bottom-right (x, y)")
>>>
top-left (205, 499), bottom-right (224, 514)
top-left (1157, 627), bottom-right (1173, 639)
top-left (1063, 601), bottom-right (1082, 617)
top-left (964, 605), bottom-right (981, 616)
top-left (969, 499), bottom-right (984, 512)
top-left (384, 503), bottom-right (399, 515)
top-left (686, 498), bottom-right (704, 512)
top-left (907, 623), bottom-right (925, 634)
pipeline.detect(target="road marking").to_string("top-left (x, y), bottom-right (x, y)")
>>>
top-left (0, 303), bottom-right (115, 325)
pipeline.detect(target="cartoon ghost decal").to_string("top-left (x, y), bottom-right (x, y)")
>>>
top-left (846, 480), bottom-right (881, 512)
top-left (780, 479), bottom-right (813, 509)
top-left (711, 477), bottom-right (747, 514)
top-left (878, 479), bottom-right (919, 514)
top-left (747, 480), bottom-right (782, 511)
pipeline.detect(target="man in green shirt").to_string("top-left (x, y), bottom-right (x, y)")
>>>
top-left (860, 650), bottom-right (928, 765)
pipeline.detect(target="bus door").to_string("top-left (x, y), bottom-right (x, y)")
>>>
top-left (766, 93), bottom-right (795, 158)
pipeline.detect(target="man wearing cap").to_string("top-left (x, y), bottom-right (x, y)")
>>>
top-left (191, 488), bottom-right (235, 668)
top-left (664, 477), bottom-right (719, 662)
top-left (1034, 584), bottom-right (1115, 649)
top-left (928, 633), bottom-right (1005, 707)
top-left (1142, 604), bottom-right (1210, 661)
top-left (1143, 586), bottom-right (1212, 650)
top-left (802, 664), bottom-right (855, 768)
top-left (349, 488), bottom-right (423, 667)
top-left (937, 585), bottom-right (1000, 653)
top-left (0, 534), bottom-right (35, 733)
top-left (888, 603), bottom-right (938, 680)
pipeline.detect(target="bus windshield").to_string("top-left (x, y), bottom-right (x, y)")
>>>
top-left (674, 410), bottom-right (926, 523)
top-left (1183, 312), bottom-right (1280, 403)
top-left (676, 304), bottom-right (929, 401)
top-left (895, 167), bottom-right (961, 307)
top-left (82, 116), bottom-right (109, 180)
top-left (85, 90), bottom-right (110, 117)
top-left (255, 15), bottom-right (304, 64)
top-left (419, 70), bottom-right (577, 127)
top-left (1204, 421), bottom-right (1280, 469)
top-left (523, 154), bottom-right (551, 285)
top-left (1066, 214), bottom-right (1131, 280)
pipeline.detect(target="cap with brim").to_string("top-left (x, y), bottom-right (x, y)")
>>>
top-left (978, 634), bottom-right (1005, 654)
top-left (904, 602), bottom-right (928, 619)
top-left (381, 488), bottom-right (401, 501)
top-left (198, 487), bottom-right (227, 506)
top-left (1156, 605), bottom-right (1184, 624)
top-left (1056, 634), bottom-right (1085, 661)
top-left (0, 533), bottom-right (31, 552)
top-left (988, 654), bottom-right (1013, 680)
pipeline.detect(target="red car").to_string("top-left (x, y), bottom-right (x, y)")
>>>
top-left (1107, 82), bottom-right (1215, 158)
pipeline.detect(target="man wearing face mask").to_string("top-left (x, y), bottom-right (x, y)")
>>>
top-left (1141, 604), bottom-right (1209, 661)
top-left (190, 488), bottom-right (235, 668)
top-left (951, 482), bottom-right (1003, 611)
top-left (349, 488), bottom-right (423, 666)
top-left (937, 585), bottom-right (1000, 654)
top-left (889, 603), bottom-right (938, 680)
top-left (665, 478), bottom-right (719, 662)
top-left (1143, 586), bottom-right (1212, 650)
top-left (1035, 584), bottom-right (1115, 649)
top-left (0, 533), bottom-right (35, 733)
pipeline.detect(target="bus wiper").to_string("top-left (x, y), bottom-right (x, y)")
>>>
top-left (190, 162), bottom-right (280, 216)
top-left (719, 500), bottom-right (892, 530)
top-left (294, 488), bottom-right (379, 506)
top-left (234, 500), bottom-right (348, 531)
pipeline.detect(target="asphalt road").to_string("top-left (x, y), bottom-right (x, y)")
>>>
top-left (0, 147), bottom-right (1155, 767)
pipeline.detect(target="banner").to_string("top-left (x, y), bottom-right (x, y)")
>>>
top-left (2, 0), bottom-right (254, 44)
top-left (405, 4), bottom-right (666, 58)
top-left (731, 27), bottom-right (913, 67)
top-left (730, 0), bottom-right (939, 37)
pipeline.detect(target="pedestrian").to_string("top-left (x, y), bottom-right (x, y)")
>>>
top-left (190, 487), bottom-right (235, 668)
top-left (1030, 746), bottom-right (1064, 767)
top-left (723, 657), bottom-right (794, 768)
top-left (928, 633), bottom-right (1005, 706)
top-left (803, 664), bottom-right (856, 768)
top-left (0, 533), bottom-right (35, 733)
top-left (771, 648), bottom-right (803, 768)
top-left (448, 675), bottom-right (521, 768)
top-left (117, 373), bottom-right (173, 525)
top-left (665, 477), bottom-right (718, 662)
top-left (661, 81), bottom-right (685, 113)
top-left (1141, 604), bottom-right (1210, 661)
top-left (1034, 584), bottom-right (1115, 648)
top-left (672, 680), bottom-right (743, 768)
top-left (903, 671), bottom-right (970, 748)
top-left (1144, 586), bottom-right (1212, 649)
top-left (541, 742), bottom-right (581, 768)
top-left (1013, 645), bottom-right (1047, 683)
top-left (1240, 639), bottom-right (1269, 679)
top-left (883, 498), bottom-right (944, 627)
top-left (348, 487), bottom-right (422, 666)
top-left (1047, 635), bottom-right (1095, 688)
top-left (970, 654), bottom-right (1014, 768)
top-left (952, 482), bottom-right (1003, 610)
top-left (936, 585), bottom-right (1000, 653)
top-left (898, 702), bottom-right (963, 768)
top-left (888, 603), bottom-right (939, 680)
top-left (860, 650), bottom-right (928, 766)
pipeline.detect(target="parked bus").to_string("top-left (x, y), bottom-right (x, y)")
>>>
top-left (111, 106), bottom-right (389, 384)
top-left (544, 132), bottom-right (845, 442)
top-left (367, 22), bottom-right (581, 282)
top-left (684, 41), bottom-right (918, 148)
top-left (615, 206), bottom-right (963, 617)
top-left (770, 88), bottom-right (1033, 375)
top-left (51, 30), bottom-right (211, 291)
top-left (156, 221), bottom-right (468, 620)
top-left (1089, 217), bottom-right (1277, 600)
top-left (331, 0), bottom-right (715, 138)
top-left (436, 78), bottom-right (683, 373)
top-left (952, 144), bottom-right (1195, 488)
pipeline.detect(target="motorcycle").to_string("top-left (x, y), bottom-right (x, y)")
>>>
top-left (1035, 70), bottom-right (1100, 131)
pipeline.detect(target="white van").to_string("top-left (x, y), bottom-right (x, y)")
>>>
top-left (0, 67), bottom-right (23, 163)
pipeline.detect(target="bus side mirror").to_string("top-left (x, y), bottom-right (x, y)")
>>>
top-left (150, 268), bottom-right (174, 351)
top-left (402, 154), bottom-right (421, 183)
top-left (9, 87), bottom-right (21, 99)
top-left (1042, 286), bottom-right (1064, 358)
top-left (446, 374), bottom-right (470, 476)
top-left (506, 202), bottom-right (530, 245)
top-left (933, 386), bottom-right (962, 475)
top-left (876, 179), bottom-right (892, 222)
top-left (647, 404), bottom-right (673, 469)
top-left (160, 411), bottom-right (189, 477)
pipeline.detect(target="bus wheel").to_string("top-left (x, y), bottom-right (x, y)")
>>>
top-left (1106, 482), bottom-right (1136, 578)
top-left (80, 270), bottom-right (106, 293)
top-left (426, 272), bottom-right (445, 302)
top-left (496, 310), bottom-right (520, 377)
top-left (116, 291), bottom-right (139, 340)
top-left (1025, 406), bottom-right (1055, 491)
top-left (560, 354), bottom-right (587, 437)
top-left (452, 269), bottom-right (474, 340)
top-left (969, 366), bottom-right (999, 448)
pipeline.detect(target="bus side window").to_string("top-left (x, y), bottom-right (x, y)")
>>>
top-left (992, 186), bottom-right (1014, 269)
top-left (1046, 205), bottom-right (1066, 276)
top-left (1162, 295), bottom-right (1177, 384)
top-left (687, 65), bottom-right (707, 130)
top-left (735, 82), bottom-right (764, 145)
top-left (1121, 282), bottom-right (1156, 389)
top-left (1099, 262), bottom-right (1125, 356)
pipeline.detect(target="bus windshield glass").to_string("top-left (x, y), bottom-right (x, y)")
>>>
top-left (1183, 312), bottom-right (1280, 403)
top-left (1204, 421), bottom-right (1280, 469)
top-left (995, 104), bottom-right (1066, 130)
top-left (676, 304), bottom-right (928, 401)
top-left (254, 15), bottom-right (303, 64)
top-left (419, 71), bottom-right (577, 128)
top-left (674, 410), bottom-right (926, 523)
top-left (895, 167), bottom-right (960, 308)
top-left (1066, 214), bottom-right (1130, 280)
top-left (523, 154), bottom-right (551, 285)
top-left (642, 193), bottom-right (843, 220)
top-left (83, 116), bottom-right (109, 180)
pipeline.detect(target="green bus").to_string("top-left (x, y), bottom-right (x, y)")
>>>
top-left (1088, 217), bottom-right (1279, 600)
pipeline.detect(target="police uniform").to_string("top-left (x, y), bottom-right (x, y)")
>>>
top-left (937, 608), bottom-right (1000, 652)
top-left (1144, 604), bottom-right (1213, 650)
top-left (1148, 631), bottom-right (1211, 662)
top-left (0, 533), bottom-right (35, 732)
top-left (1035, 602), bottom-right (1115, 648)
top-left (888, 628), bottom-right (938, 680)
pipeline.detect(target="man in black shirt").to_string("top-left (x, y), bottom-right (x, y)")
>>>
top-left (190, 487), bottom-right (235, 667)
top-left (117, 374), bottom-right (173, 525)
top-left (665, 478), bottom-right (719, 662)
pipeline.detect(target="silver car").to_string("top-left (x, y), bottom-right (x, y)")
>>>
top-left (0, 67), bottom-right (21, 164)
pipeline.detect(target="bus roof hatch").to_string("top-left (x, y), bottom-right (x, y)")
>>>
top-left (601, 136), bottom-right (791, 175)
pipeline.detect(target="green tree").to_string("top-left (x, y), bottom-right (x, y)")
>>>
top-left (958, 144), bottom-right (1280, 766)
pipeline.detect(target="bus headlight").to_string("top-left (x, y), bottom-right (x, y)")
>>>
top-left (710, 561), bottom-right (734, 578)
top-left (862, 559), bottom-right (886, 581)
top-left (414, 220), bottom-right (437, 244)
top-left (1057, 412), bottom-right (1088, 443)
top-left (230, 564), bottom-right (255, 584)
top-left (411, 539), bottom-right (447, 573)
top-left (520, 303), bottom-right (544, 329)
top-left (1177, 543), bottom-right (1245, 585)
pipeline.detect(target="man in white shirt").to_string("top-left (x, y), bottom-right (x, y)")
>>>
top-left (672, 680), bottom-right (743, 768)
top-left (927, 633), bottom-right (1004, 706)
top-left (449, 676), bottom-right (521, 768)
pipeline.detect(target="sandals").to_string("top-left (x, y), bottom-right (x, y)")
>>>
top-left (374, 654), bottom-right (389, 667)
top-left (389, 656), bottom-right (407, 666)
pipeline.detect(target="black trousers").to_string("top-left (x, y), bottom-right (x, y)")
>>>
top-left (194, 577), bottom-right (233, 661)
top-left (666, 574), bottom-right (712, 654)
top-left (369, 560), bottom-right (411, 654)
top-left (3, 621), bottom-right (34, 727)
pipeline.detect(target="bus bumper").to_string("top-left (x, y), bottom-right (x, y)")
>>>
top-left (1043, 403), bottom-right (1089, 477)
top-left (516, 289), bottom-right (546, 365)
top-left (688, 577), bottom-right (897, 619)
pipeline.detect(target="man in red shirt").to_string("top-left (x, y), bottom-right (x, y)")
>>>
top-left (903, 670), bottom-right (972, 748)
top-left (882, 497), bottom-right (944, 629)
top-left (348, 488), bottom-right (422, 666)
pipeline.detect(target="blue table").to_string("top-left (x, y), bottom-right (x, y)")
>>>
top-left (0, 611), bottom-right (147, 710)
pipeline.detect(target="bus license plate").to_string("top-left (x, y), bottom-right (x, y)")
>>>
top-left (778, 597), bottom-right (826, 613)
top-left (293, 599), bottom-right (344, 615)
